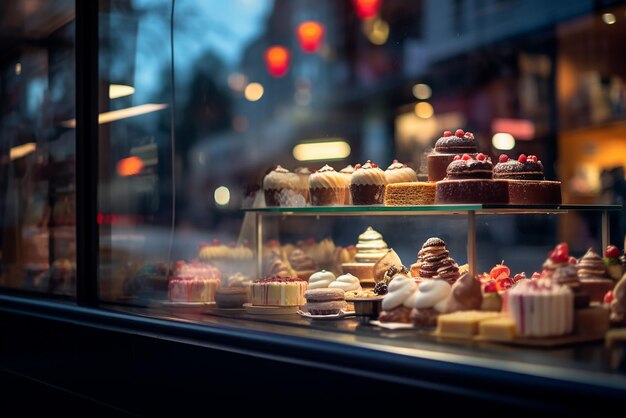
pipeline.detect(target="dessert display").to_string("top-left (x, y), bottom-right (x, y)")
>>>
top-left (294, 166), bottom-right (312, 203)
top-left (603, 245), bottom-right (624, 280)
top-left (577, 248), bottom-right (615, 303)
top-left (168, 261), bottom-right (222, 303)
top-left (288, 249), bottom-right (316, 280)
top-left (552, 264), bottom-right (590, 309)
top-left (409, 279), bottom-right (452, 327)
top-left (410, 237), bottom-right (460, 284)
top-left (215, 287), bottom-right (249, 308)
top-left (384, 160), bottom-right (417, 184)
top-left (507, 279), bottom-right (574, 337)
top-left (350, 160), bottom-right (387, 205)
top-left (437, 311), bottom-right (503, 338)
top-left (250, 277), bottom-right (307, 306)
top-left (435, 153), bottom-right (508, 204)
top-left (427, 129), bottom-right (478, 182)
top-left (379, 275), bottom-right (418, 323)
top-left (303, 288), bottom-right (347, 315)
top-left (308, 270), bottom-right (336, 289)
top-left (540, 243), bottom-right (572, 279)
top-left (342, 227), bottom-right (388, 287)
top-left (492, 154), bottom-right (561, 204)
top-left (384, 181), bottom-right (436, 206)
top-left (309, 164), bottom-right (349, 206)
top-left (263, 165), bottom-right (307, 207)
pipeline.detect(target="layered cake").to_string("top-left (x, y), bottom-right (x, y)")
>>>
top-left (383, 182), bottom-right (436, 206)
top-left (168, 261), bottom-right (222, 303)
top-left (384, 160), bottom-right (417, 184)
top-left (303, 288), bottom-right (346, 315)
top-left (309, 164), bottom-right (349, 206)
top-left (577, 248), bottom-right (615, 303)
top-left (341, 227), bottom-right (388, 287)
top-left (435, 153), bottom-right (508, 204)
top-left (427, 129), bottom-right (478, 181)
top-left (308, 270), bottom-right (336, 289)
top-left (350, 160), bottom-right (387, 205)
top-left (250, 277), bottom-right (307, 306)
top-left (263, 165), bottom-right (307, 207)
top-left (410, 237), bottom-right (460, 284)
top-left (288, 249), bottom-right (316, 280)
top-left (409, 279), bottom-right (453, 327)
top-left (507, 279), bottom-right (574, 337)
top-left (379, 275), bottom-right (418, 323)
top-left (493, 154), bottom-right (561, 204)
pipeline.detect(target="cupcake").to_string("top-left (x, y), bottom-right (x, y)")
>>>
top-left (263, 165), bottom-right (307, 207)
top-left (384, 160), bottom-right (417, 184)
top-left (379, 275), bottom-right (418, 323)
top-left (350, 160), bottom-right (387, 205)
top-left (309, 165), bottom-right (348, 206)
top-left (340, 165), bottom-right (355, 204)
top-left (577, 248), bottom-right (615, 303)
top-left (308, 270), bottom-right (336, 289)
top-left (409, 279), bottom-right (453, 327)
top-left (294, 167), bottom-right (312, 204)
top-left (288, 249), bottom-right (316, 280)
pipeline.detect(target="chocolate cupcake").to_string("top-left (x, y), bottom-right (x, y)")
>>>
top-left (309, 164), bottom-right (349, 206)
top-left (427, 129), bottom-right (478, 181)
top-left (350, 160), bottom-right (387, 205)
top-left (577, 248), bottom-right (615, 303)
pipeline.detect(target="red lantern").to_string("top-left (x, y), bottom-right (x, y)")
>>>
top-left (264, 46), bottom-right (290, 78)
top-left (297, 21), bottom-right (325, 53)
top-left (354, 0), bottom-right (382, 20)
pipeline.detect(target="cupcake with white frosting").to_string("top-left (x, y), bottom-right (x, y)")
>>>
top-left (379, 275), bottom-right (418, 323)
top-left (350, 160), bottom-right (387, 205)
top-left (385, 160), bottom-right (417, 184)
top-left (329, 273), bottom-right (362, 292)
top-left (309, 165), bottom-right (349, 206)
top-left (308, 270), bottom-right (336, 289)
top-left (409, 279), bottom-right (452, 327)
top-left (263, 165), bottom-right (307, 207)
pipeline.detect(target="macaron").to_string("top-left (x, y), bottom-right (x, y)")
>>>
top-left (303, 288), bottom-right (346, 315)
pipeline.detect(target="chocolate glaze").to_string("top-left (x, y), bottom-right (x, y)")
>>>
top-left (434, 134), bottom-right (477, 154)
top-left (446, 158), bottom-right (493, 180)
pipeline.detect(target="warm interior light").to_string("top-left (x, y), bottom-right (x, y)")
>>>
top-left (602, 13), bottom-right (616, 24)
top-left (244, 82), bottom-right (264, 102)
top-left (414, 102), bottom-right (434, 118)
top-left (10, 142), bottom-right (36, 160)
top-left (61, 104), bottom-right (168, 128)
top-left (491, 118), bottom-right (535, 140)
top-left (293, 140), bottom-right (351, 161)
top-left (354, 0), bottom-right (382, 20)
top-left (412, 83), bottom-right (431, 100)
top-left (214, 186), bottom-right (231, 206)
top-left (227, 73), bottom-right (247, 92)
top-left (15, 63), bottom-right (21, 75)
top-left (116, 156), bottom-right (144, 176)
top-left (364, 17), bottom-right (389, 45)
top-left (265, 46), bottom-right (290, 77)
top-left (492, 133), bottom-right (516, 150)
top-left (109, 84), bottom-right (135, 99)
top-left (297, 21), bottom-right (325, 53)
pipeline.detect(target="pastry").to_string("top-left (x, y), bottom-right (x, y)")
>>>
top-left (168, 261), bottom-right (222, 303)
top-left (552, 264), bottom-right (590, 309)
top-left (342, 227), bottom-right (388, 287)
top-left (372, 249), bottom-right (403, 283)
top-left (384, 160), bottom-right (417, 184)
top-left (409, 279), bottom-right (452, 327)
top-left (263, 165), bottom-right (307, 207)
top-left (340, 165), bottom-right (355, 204)
top-left (264, 253), bottom-right (296, 278)
top-left (294, 166), bottom-right (312, 204)
top-left (309, 164), bottom-right (349, 206)
top-left (478, 317), bottom-right (516, 341)
top-left (288, 249), bottom-right (316, 280)
top-left (215, 287), bottom-right (249, 308)
top-left (427, 129), bottom-right (478, 182)
top-left (437, 271), bottom-right (483, 313)
top-left (492, 154), bottom-right (561, 204)
top-left (540, 243), bottom-right (571, 279)
top-left (435, 153), bottom-right (509, 204)
top-left (329, 273), bottom-right (362, 292)
top-left (437, 311), bottom-right (503, 338)
top-left (250, 277), bottom-right (308, 306)
top-left (507, 279), bottom-right (574, 337)
top-left (603, 245), bottom-right (624, 280)
top-left (577, 248), bottom-right (615, 303)
top-left (481, 281), bottom-right (502, 312)
top-left (379, 275), bottom-right (418, 323)
top-left (350, 160), bottom-right (387, 205)
top-left (384, 182), bottom-right (436, 206)
top-left (303, 288), bottom-right (347, 315)
top-left (410, 237), bottom-right (460, 284)
top-left (382, 264), bottom-right (410, 283)
top-left (308, 270), bottom-right (336, 289)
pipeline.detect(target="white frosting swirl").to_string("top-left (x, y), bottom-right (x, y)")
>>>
top-left (329, 273), bottom-right (362, 292)
top-left (340, 165), bottom-right (355, 175)
top-left (350, 161), bottom-right (387, 186)
top-left (309, 165), bottom-right (348, 189)
top-left (385, 161), bottom-right (417, 184)
top-left (410, 279), bottom-right (452, 311)
top-left (308, 270), bottom-right (336, 289)
top-left (382, 275), bottom-right (418, 310)
top-left (263, 165), bottom-right (301, 190)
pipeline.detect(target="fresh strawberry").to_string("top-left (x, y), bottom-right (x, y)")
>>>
top-left (496, 277), bottom-right (514, 291)
top-left (513, 272), bottom-right (526, 282)
top-left (606, 245), bottom-right (621, 259)
top-left (490, 262), bottom-right (511, 281)
top-left (568, 256), bottom-right (577, 265)
top-left (478, 273), bottom-right (492, 284)
top-left (483, 280), bottom-right (498, 293)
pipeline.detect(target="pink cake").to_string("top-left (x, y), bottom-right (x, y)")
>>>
top-left (168, 261), bottom-right (221, 302)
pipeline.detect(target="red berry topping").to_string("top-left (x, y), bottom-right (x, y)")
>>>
top-left (606, 245), bottom-right (621, 259)
top-left (549, 242), bottom-right (569, 263)
top-left (496, 277), bottom-right (514, 291)
top-left (355, 164), bottom-right (361, 169)
top-left (371, 163), bottom-right (378, 168)
top-left (393, 159), bottom-right (398, 164)
top-left (476, 153), bottom-right (486, 161)
top-left (443, 130), bottom-right (452, 137)
top-left (464, 132), bottom-right (474, 138)
top-left (462, 154), bottom-right (471, 161)
top-left (518, 154), bottom-right (527, 163)
top-left (498, 154), bottom-right (509, 163)
top-left (490, 262), bottom-right (511, 281)
top-left (528, 155), bottom-right (538, 163)
top-left (568, 256), bottom-right (577, 265)
top-left (513, 272), bottom-right (526, 282)
top-left (531, 272), bottom-right (541, 280)
top-left (484, 280), bottom-right (498, 293)
top-left (455, 129), bottom-right (465, 137)
top-left (453, 155), bottom-right (461, 161)
top-left (604, 290), bottom-right (614, 304)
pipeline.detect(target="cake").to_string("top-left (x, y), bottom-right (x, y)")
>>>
top-left (552, 264), bottom-right (590, 309)
top-left (350, 160), bottom-right (387, 205)
top-left (379, 275), bottom-right (418, 323)
top-left (168, 261), bottom-right (222, 303)
top-left (409, 279), bottom-right (453, 327)
top-left (294, 166), bottom-right (312, 204)
top-left (410, 237), bottom-right (460, 284)
top-left (507, 279), bottom-right (574, 337)
top-left (540, 243), bottom-right (572, 279)
top-left (308, 270), bottom-right (336, 289)
top-left (478, 317), bottom-right (516, 341)
top-left (215, 287), bottom-right (249, 308)
top-left (610, 274), bottom-right (626, 325)
top-left (577, 248), bottom-right (615, 303)
top-left (492, 154), bottom-right (561, 204)
top-left (427, 129), bottom-right (478, 182)
top-left (250, 277), bottom-right (307, 306)
top-left (288, 249), bottom-right (316, 280)
top-left (383, 182), bottom-right (436, 206)
top-left (263, 165), bottom-right (307, 207)
top-left (309, 164), bottom-right (349, 206)
top-left (342, 226), bottom-right (388, 287)
top-left (435, 153), bottom-right (508, 204)
top-left (437, 311), bottom-right (503, 338)
top-left (303, 288), bottom-right (347, 315)
top-left (384, 160), bottom-right (417, 184)
top-left (339, 165), bottom-right (355, 204)
top-left (603, 245), bottom-right (624, 280)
